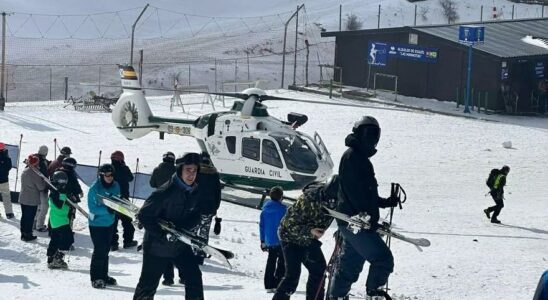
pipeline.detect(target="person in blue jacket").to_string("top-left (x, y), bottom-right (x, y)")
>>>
top-left (87, 163), bottom-right (121, 289)
top-left (533, 269), bottom-right (548, 300)
top-left (259, 186), bottom-right (287, 293)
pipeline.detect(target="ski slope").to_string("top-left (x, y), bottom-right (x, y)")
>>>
top-left (0, 91), bottom-right (547, 299)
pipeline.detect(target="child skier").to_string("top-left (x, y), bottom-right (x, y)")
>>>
top-left (46, 170), bottom-right (74, 269)
top-left (484, 165), bottom-right (510, 224)
top-left (259, 186), bottom-right (287, 293)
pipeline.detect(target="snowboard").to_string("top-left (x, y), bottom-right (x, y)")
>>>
top-left (323, 207), bottom-right (431, 251)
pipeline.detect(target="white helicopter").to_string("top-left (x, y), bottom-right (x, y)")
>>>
top-left (112, 65), bottom-right (403, 191)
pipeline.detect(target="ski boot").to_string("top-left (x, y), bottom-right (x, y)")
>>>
top-left (366, 289), bottom-right (392, 300)
top-left (105, 276), bottom-right (117, 286)
top-left (91, 279), bottom-right (106, 289)
top-left (47, 251), bottom-right (68, 269)
top-left (162, 278), bottom-right (174, 286)
top-left (6, 213), bottom-right (14, 219)
top-left (491, 218), bottom-right (501, 224)
top-left (110, 244), bottom-right (119, 251)
top-left (21, 233), bottom-right (37, 242)
top-left (483, 209), bottom-right (491, 219)
top-left (123, 240), bottom-right (138, 249)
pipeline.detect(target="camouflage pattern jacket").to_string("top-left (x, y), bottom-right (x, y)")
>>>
top-left (278, 183), bottom-right (334, 246)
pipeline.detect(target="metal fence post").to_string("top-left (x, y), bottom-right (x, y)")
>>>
top-left (98, 66), bottom-right (101, 95)
top-left (377, 5), bottom-right (381, 28)
top-left (49, 67), bottom-right (52, 101)
top-left (64, 77), bottom-right (68, 100)
top-left (414, 5), bottom-right (417, 26)
top-left (188, 65), bottom-right (191, 86)
top-left (480, 6), bottom-right (483, 22)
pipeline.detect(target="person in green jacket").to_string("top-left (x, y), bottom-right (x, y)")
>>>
top-left (46, 170), bottom-right (74, 269)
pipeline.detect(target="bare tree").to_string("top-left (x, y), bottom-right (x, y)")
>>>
top-left (420, 6), bottom-right (430, 22)
top-left (439, 0), bottom-right (459, 24)
top-left (345, 13), bottom-right (363, 31)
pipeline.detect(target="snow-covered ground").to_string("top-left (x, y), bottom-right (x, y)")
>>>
top-left (0, 90), bottom-right (547, 299)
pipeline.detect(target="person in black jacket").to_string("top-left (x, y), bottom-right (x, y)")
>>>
top-left (484, 165), bottom-right (510, 224)
top-left (60, 157), bottom-right (83, 244)
top-left (328, 116), bottom-right (399, 300)
top-left (110, 150), bottom-right (137, 250)
top-left (149, 151), bottom-right (181, 286)
top-left (0, 143), bottom-right (14, 219)
top-left (149, 152), bottom-right (176, 189)
top-left (133, 152), bottom-right (205, 300)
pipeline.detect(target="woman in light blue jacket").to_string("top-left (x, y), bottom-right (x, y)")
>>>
top-left (87, 163), bottom-right (120, 289)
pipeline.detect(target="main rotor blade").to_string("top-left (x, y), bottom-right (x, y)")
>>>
top-left (269, 98), bottom-right (410, 112)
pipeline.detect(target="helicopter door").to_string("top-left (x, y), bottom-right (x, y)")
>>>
top-left (262, 139), bottom-right (283, 168)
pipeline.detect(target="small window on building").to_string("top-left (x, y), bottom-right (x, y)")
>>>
top-left (226, 136), bottom-right (236, 154)
top-left (262, 139), bottom-right (283, 168)
top-left (242, 137), bottom-right (260, 161)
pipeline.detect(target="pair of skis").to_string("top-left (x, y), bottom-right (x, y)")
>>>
top-left (98, 194), bottom-right (234, 268)
top-left (27, 165), bottom-right (91, 220)
top-left (323, 207), bottom-right (431, 251)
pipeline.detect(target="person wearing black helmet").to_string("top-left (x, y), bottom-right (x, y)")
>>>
top-left (87, 163), bottom-right (121, 289)
top-left (134, 152), bottom-right (206, 300)
top-left (149, 151), bottom-right (176, 189)
top-left (60, 157), bottom-right (84, 238)
top-left (272, 175), bottom-right (339, 300)
top-left (110, 150), bottom-right (137, 250)
top-left (484, 165), bottom-right (510, 224)
top-left (328, 116), bottom-right (400, 300)
top-left (46, 170), bottom-right (74, 270)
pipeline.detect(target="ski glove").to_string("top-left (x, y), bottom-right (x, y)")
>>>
top-left (260, 242), bottom-right (268, 252)
top-left (380, 196), bottom-right (399, 208)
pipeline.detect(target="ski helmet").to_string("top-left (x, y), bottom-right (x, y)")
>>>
top-left (110, 150), bottom-right (124, 161)
top-left (352, 116), bottom-right (381, 154)
top-left (60, 146), bottom-right (72, 155)
top-left (501, 165), bottom-right (510, 174)
top-left (62, 157), bottom-right (77, 170)
top-left (38, 145), bottom-right (48, 156)
top-left (0, 142), bottom-right (5, 150)
top-left (323, 175), bottom-right (340, 200)
top-left (162, 151), bottom-right (176, 163)
top-left (27, 154), bottom-right (39, 167)
top-left (51, 170), bottom-right (68, 190)
top-left (99, 163), bottom-right (115, 176)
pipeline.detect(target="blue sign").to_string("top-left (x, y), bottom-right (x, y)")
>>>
top-left (459, 25), bottom-right (485, 45)
top-left (534, 62), bottom-right (544, 79)
top-left (367, 42), bottom-right (388, 66)
top-left (387, 44), bottom-right (438, 63)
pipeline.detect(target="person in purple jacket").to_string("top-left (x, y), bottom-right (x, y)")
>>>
top-left (259, 186), bottom-right (287, 293)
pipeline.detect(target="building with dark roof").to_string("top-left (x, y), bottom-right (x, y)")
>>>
top-left (321, 18), bottom-right (548, 113)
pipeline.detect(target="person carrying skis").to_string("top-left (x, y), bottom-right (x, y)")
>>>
top-left (87, 163), bottom-right (121, 289)
top-left (134, 152), bottom-right (206, 300)
top-left (272, 175), bottom-right (340, 300)
top-left (484, 165), bottom-right (510, 224)
top-left (328, 116), bottom-right (399, 300)
top-left (46, 170), bottom-right (74, 269)
top-left (110, 150), bottom-right (137, 250)
top-left (259, 186), bottom-right (287, 293)
top-left (0, 142), bottom-right (14, 219)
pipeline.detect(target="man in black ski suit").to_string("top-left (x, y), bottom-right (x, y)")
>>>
top-left (328, 116), bottom-right (399, 300)
top-left (60, 157), bottom-right (83, 241)
top-left (134, 152), bottom-right (206, 300)
top-left (110, 150), bottom-right (137, 250)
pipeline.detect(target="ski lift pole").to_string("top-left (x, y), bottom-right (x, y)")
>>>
top-left (14, 134), bottom-right (22, 192)
top-left (97, 150), bottom-right (102, 177)
top-left (54, 138), bottom-right (57, 158)
top-left (130, 4), bottom-right (150, 66)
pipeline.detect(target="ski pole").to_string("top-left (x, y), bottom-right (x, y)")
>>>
top-left (132, 158), bottom-right (139, 204)
top-left (96, 150), bottom-right (102, 177)
top-left (314, 232), bottom-right (342, 300)
top-left (14, 134), bottom-right (23, 192)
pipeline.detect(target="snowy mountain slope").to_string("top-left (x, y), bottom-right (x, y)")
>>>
top-left (0, 90), bottom-right (547, 299)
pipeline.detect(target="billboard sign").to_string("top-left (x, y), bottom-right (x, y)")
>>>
top-left (367, 42), bottom-right (388, 66)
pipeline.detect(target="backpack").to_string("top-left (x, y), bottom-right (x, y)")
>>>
top-left (486, 168), bottom-right (500, 189)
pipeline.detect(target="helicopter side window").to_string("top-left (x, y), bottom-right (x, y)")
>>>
top-left (226, 136), bottom-right (236, 154)
top-left (242, 137), bottom-right (260, 161)
top-left (262, 139), bottom-right (283, 168)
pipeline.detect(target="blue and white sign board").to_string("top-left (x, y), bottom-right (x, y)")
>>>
top-left (367, 42), bottom-right (388, 66)
top-left (459, 25), bottom-right (485, 45)
top-left (5, 144), bottom-right (19, 169)
top-left (388, 44), bottom-right (438, 63)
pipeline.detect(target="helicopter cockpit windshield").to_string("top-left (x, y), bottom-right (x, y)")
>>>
top-left (270, 133), bottom-right (318, 174)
